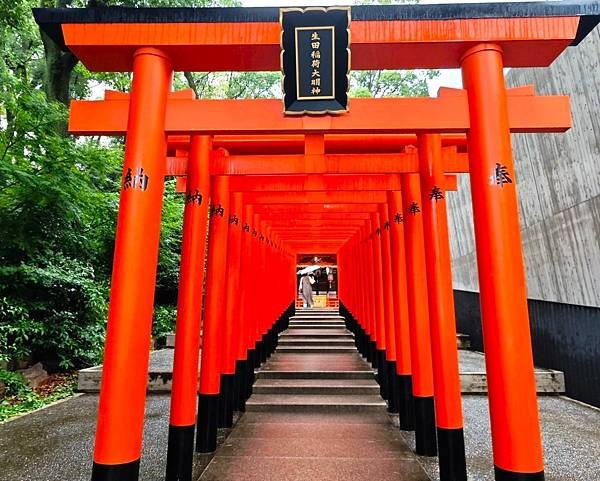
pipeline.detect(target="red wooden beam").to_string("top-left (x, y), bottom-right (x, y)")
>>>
top-left (229, 175), bottom-right (403, 192)
top-left (33, 6), bottom-right (591, 71)
top-left (198, 134), bottom-right (469, 155)
top-left (69, 94), bottom-right (571, 136)
top-left (242, 191), bottom-right (388, 205)
top-left (251, 204), bottom-right (379, 213)
top-left (175, 174), bottom-right (458, 193)
top-left (167, 150), bottom-right (467, 176)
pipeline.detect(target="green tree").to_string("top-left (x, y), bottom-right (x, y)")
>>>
top-left (350, 70), bottom-right (438, 98)
top-left (0, 1), bottom-right (120, 368)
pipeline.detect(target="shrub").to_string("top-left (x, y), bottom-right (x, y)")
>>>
top-left (0, 368), bottom-right (28, 397)
top-left (0, 255), bottom-right (107, 370)
top-left (153, 305), bottom-right (177, 344)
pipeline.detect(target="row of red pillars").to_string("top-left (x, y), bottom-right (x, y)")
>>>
top-left (339, 46), bottom-right (544, 481)
top-left (90, 49), bottom-right (297, 481)
top-left (90, 44), bottom-right (545, 481)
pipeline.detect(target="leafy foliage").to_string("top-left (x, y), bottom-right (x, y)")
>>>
top-left (152, 305), bottom-right (177, 344)
top-left (0, 369), bottom-right (77, 422)
top-left (0, 257), bottom-right (107, 369)
top-left (155, 180), bottom-right (184, 306)
top-left (350, 70), bottom-right (438, 98)
top-left (0, 367), bottom-right (30, 397)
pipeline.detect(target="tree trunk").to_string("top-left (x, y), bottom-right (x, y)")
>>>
top-left (39, 0), bottom-right (80, 134)
top-left (41, 31), bottom-right (78, 107)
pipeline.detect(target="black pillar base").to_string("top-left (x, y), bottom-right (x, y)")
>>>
top-left (235, 359), bottom-right (247, 412)
top-left (246, 349), bottom-right (256, 398)
top-left (260, 334), bottom-right (268, 363)
top-left (266, 331), bottom-right (274, 359)
top-left (376, 349), bottom-right (388, 400)
top-left (370, 341), bottom-right (378, 368)
top-left (254, 341), bottom-right (263, 368)
top-left (397, 374), bottom-right (416, 431)
top-left (494, 467), bottom-right (545, 481)
top-left (195, 393), bottom-right (219, 453)
top-left (358, 331), bottom-right (367, 359)
top-left (414, 395), bottom-right (437, 456)
top-left (363, 333), bottom-right (371, 362)
top-left (91, 459), bottom-right (140, 481)
top-left (218, 374), bottom-right (235, 428)
top-left (165, 424), bottom-right (195, 481)
top-left (386, 361), bottom-right (399, 414)
top-left (437, 427), bottom-right (467, 481)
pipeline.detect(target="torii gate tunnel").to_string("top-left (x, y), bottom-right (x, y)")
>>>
top-left (34, 3), bottom-right (599, 481)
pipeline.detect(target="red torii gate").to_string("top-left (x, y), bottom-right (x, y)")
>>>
top-left (33, 3), bottom-right (600, 481)
top-left (72, 56), bottom-right (568, 481)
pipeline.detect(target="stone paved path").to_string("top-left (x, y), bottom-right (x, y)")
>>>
top-left (198, 309), bottom-right (430, 481)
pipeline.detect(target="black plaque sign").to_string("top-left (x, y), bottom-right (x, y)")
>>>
top-left (281, 7), bottom-right (350, 115)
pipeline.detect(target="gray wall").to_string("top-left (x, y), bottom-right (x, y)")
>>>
top-left (448, 28), bottom-right (600, 308)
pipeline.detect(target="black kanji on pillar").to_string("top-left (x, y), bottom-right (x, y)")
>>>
top-left (281, 7), bottom-right (350, 115)
top-left (210, 204), bottom-right (224, 217)
top-left (409, 202), bottom-right (421, 215)
top-left (123, 167), bottom-right (149, 192)
top-left (429, 185), bottom-right (444, 202)
top-left (495, 163), bottom-right (513, 187)
top-left (185, 189), bottom-right (203, 205)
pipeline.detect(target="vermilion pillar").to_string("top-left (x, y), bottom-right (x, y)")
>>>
top-left (419, 134), bottom-right (467, 480)
top-left (229, 197), bottom-right (247, 412)
top-left (220, 192), bottom-right (243, 428)
top-left (255, 218), bottom-right (267, 364)
top-left (402, 173), bottom-right (437, 457)
top-left (360, 224), bottom-right (375, 363)
top-left (258, 221), bottom-right (269, 363)
top-left (387, 190), bottom-right (416, 431)
top-left (251, 213), bottom-right (262, 368)
top-left (166, 136), bottom-right (211, 481)
top-left (91, 48), bottom-right (171, 481)
top-left (378, 203), bottom-right (399, 413)
top-left (462, 43), bottom-right (544, 480)
top-left (196, 175), bottom-right (230, 453)
top-left (370, 212), bottom-right (388, 400)
top-left (344, 234), bottom-right (366, 358)
top-left (240, 205), bottom-right (256, 400)
top-left (360, 226), bottom-right (371, 360)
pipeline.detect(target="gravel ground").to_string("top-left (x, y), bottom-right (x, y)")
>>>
top-left (1, 392), bottom-right (597, 480)
top-left (400, 396), bottom-right (600, 481)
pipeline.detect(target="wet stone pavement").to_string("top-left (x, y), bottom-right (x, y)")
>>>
top-left (198, 311), bottom-right (429, 480)
top-left (400, 395), bottom-right (600, 481)
top-left (1, 393), bottom-right (599, 480)
top-left (199, 411), bottom-right (429, 481)
top-left (0, 394), bottom-right (170, 481)
top-left (1, 309), bottom-right (598, 480)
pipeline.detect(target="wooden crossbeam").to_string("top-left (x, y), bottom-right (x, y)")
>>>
top-left (69, 93), bottom-right (571, 136)
top-left (34, 5), bottom-right (597, 71)
top-left (242, 191), bottom-right (387, 204)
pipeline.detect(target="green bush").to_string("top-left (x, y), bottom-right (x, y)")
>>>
top-left (0, 255), bottom-right (107, 370)
top-left (153, 305), bottom-right (177, 344)
top-left (0, 368), bottom-right (28, 397)
top-left (0, 369), bottom-right (76, 422)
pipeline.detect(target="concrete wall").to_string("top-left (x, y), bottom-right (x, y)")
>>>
top-left (454, 290), bottom-right (600, 408)
top-left (447, 28), bottom-right (600, 308)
